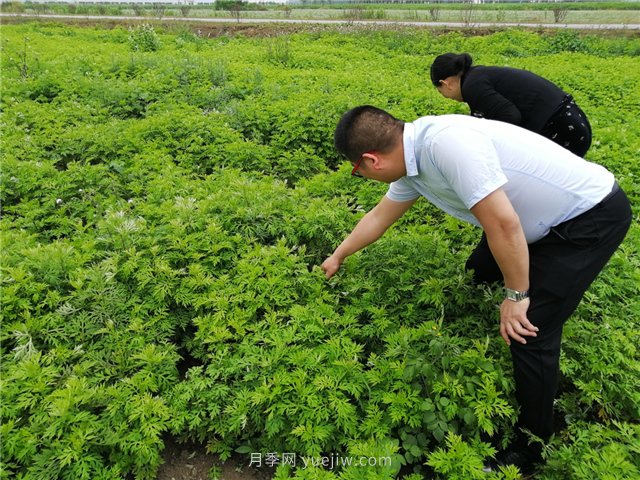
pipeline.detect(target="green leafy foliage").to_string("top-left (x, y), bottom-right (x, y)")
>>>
top-left (128, 24), bottom-right (162, 52)
top-left (426, 433), bottom-right (520, 480)
top-left (1, 22), bottom-right (638, 479)
top-left (542, 421), bottom-right (640, 480)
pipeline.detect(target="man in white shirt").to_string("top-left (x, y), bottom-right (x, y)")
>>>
top-left (322, 105), bottom-right (632, 475)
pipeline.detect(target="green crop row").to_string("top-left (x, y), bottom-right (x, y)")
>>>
top-left (1, 22), bottom-right (639, 480)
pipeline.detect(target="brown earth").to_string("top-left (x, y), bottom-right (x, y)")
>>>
top-left (157, 436), bottom-right (274, 480)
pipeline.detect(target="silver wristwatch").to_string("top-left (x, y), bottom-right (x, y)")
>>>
top-left (505, 288), bottom-right (529, 302)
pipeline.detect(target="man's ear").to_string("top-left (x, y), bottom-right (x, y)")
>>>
top-left (362, 152), bottom-right (384, 170)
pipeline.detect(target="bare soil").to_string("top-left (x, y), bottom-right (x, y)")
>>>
top-left (157, 436), bottom-right (273, 480)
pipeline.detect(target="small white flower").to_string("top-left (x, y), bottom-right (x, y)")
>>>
top-left (56, 198), bottom-right (63, 205)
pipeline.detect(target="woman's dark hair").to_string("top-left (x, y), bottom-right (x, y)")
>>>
top-left (334, 106), bottom-right (404, 162)
top-left (430, 53), bottom-right (473, 87)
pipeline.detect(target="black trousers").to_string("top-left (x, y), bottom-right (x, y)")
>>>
top-left (466, 184), bottom-right (632, 450)
top-left (540, 96), bottom-right (592, 158)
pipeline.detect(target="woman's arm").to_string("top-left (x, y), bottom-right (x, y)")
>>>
top-left (464, 76), bottom-right (523, 125)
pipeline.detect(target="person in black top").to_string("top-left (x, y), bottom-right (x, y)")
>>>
top-left (430, 52), bottom-right (592, 157)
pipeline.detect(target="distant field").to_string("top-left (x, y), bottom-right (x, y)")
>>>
top-left (194, 8), bottom-right (639, 25)
top-left (2, 1), bottom-right (640, 25)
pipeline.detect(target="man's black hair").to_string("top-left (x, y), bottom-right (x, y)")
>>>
top-left (334, 106), bottom-right (404, 162)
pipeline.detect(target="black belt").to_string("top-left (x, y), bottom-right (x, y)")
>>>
top-left (561, 94), bottom-right (574, 105)
top-left (548, 94), bottom-right (575, 120)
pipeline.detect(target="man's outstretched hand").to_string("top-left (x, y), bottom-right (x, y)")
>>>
top-left (321, 255), bottom-right (343, 279)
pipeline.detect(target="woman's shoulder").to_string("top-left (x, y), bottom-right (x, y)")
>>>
top-left (465, 66), bottom-right (553, 92)
top-left (467, 65), bottom-right (524, 78)
top-left (462, 66), bottom-right (495, 93)
top-left (463, 66), bottom-right (499, 85)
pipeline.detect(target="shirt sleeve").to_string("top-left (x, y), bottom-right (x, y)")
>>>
top-left (464, 77), bottom-right (523, 125)
top-left (429, 125), bottom-right (508, 209)
top-left (386, 178), bottom-right (421, 202)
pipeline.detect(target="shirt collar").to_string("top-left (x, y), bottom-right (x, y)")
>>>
top-left (402, 122), bottom-right (419, 177)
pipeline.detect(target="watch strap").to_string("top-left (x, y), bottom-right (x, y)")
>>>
top-left (505, 288), bottom-right (529, 302)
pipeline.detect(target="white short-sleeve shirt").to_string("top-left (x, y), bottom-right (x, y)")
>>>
top-left (387, 115), bottom-right (614, 243)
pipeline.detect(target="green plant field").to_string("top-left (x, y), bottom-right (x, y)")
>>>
top-left (1, 22), bottom-right (639, 480)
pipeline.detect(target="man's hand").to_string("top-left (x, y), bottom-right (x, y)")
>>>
top-left (321, 255), bottom-right (343, 279)
top-left (499, 298), bottom-right (538, 346)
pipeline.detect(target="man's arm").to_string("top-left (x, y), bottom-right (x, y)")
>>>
top-left (322, 195), bottom-right (417, 278)
top-left (470, 188), bottom-right (538, 346)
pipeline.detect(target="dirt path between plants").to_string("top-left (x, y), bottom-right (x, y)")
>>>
top-left (158, 436), bottom-right (273, 480)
